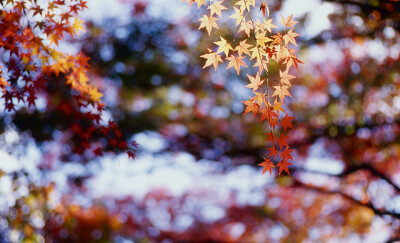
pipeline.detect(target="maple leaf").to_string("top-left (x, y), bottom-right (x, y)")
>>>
top-left (196, 0), bottom-right (206, 8)
top-left (235, 0), bottom-right (255, 12)
top-left (72, 17), bottom-right (85, 35)
top-left (281, 113), bottom-right (294, 132)
top-left (243, 97), bottom-right (259, 117)
top-left (88, 86), bottom-right (103, 102)
top-left (272, 85), bottom-right (291, 102)
top-left (208, 1), bottom-right (227, 18)
top-left (249, 46), bottom-right (264, 61)
top-left (284, 48), bottom-right (303, 70)
top-left (131, 140), bottom-right (139, 148)
top-left (271, 32), bottom-right (284, 46)
top-left (235, 39), bottom-right (252, 57)
top-left (280, 147), bottom-right (294, 161)
top-left (277, 159), bottom-right (292, 175)
top-left (283, 29), bottom-right (300, 47)
top-left (267, 145), bottom-right (278, 159)
top-left (198, 15), bottom-right (219, 36)
top-left (255, 31), bottom-right (272, 48)
top-left (259, 158), bottom-right (275, 175)
top-left (253, 57), bottom-right (269, 74)
top-left (214, 37), bottom-right (233, 57)
top-left (263, 19), bottom-right (277, 32)
top-left (127, 151), bottom-right (136, 159)
top-left (253, 92), bottom-right (265, 105)
top-left (200, 49), bottom-right (223, 70)
top-left (273, 100), bottom-right (285, 115)
top-left (226, 55), bottom-right (247, 75)
top-left (239, 21), bottom-right (253, 37)
top-left (261, 111), bottom-right (279, 129)
top-left (49, 34), bottom-right (60, 46)
top-left (0, 76), bottom-right (9, 92)
top-left (277, 133), bottom-right (289, 149)
top-left (260, 107), bottom-right (278, 122)
top-left (27, 94), bottom-right (38, 108)
top-left (185, 0), bottom-right (206, 8)
top-left (229, 7), bottom-right (244, 26)
top-left (265, 132), bottom-right (274, 143)
top-left (93, 147), bottom-right (103, 156)
top-left (280, 14), bottom-right (298, 29)
top-left (31, 5), bottom-right (43, 16)
top-left (245, 73), bottom-right (264, 92)
top-left (280, 70), bottom-right (295, 86)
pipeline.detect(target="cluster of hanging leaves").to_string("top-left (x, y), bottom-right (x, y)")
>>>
top-left (0, 0), bottom-right (136, 159)
top-left (184, 0), bottom-right (302, 175)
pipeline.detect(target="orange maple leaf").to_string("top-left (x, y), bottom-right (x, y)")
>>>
top-left (243, 97), bottom-right (259, 117)
top-left (273, 100), bottom-right (285, 115)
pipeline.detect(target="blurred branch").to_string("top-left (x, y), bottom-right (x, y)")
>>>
top-left (386, 238), bottom-right (400, 243)
top-left (293, 162), bottom-right (400, 193)
top-left (292, 178), bottom-right (400, 219)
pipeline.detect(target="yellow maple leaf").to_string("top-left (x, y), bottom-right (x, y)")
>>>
top-left (229, 7), bottom-right (244, 26)
top-left (214, 37), bottom-right (233, 57)
top-left (72, 17), bottom-right (85, 35)
top-left (198, 15), bottom-right (219, 36)
top-left (200, 49), bottom-right (223, 70)
top-left (89, 87), bottom-right (103, 102)
top-left (208, 1), bottom-right (227, 18)
top-left (255, 31), bottom-right (272, 47)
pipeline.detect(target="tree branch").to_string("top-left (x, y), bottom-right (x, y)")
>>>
top-left (292, 178), bottom-right (400, 219)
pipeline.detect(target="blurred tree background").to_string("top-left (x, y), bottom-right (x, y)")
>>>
top-left (1, 0), bottom-right (400, 242)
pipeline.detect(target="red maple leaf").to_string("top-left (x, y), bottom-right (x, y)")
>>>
top-left (280, 147), bottom-right (294, 161)
top-left (267, 145), bottom-right (278, 159)
top-left (127, 151), bottom-right (136, 160)
top-left (109, 139), bottom-right (118, 147)
top-left (277, 133), bottom-right (289, 149)
top-left (131, 140), bottom-right (139, 148)
top-left (265, 132), bottom-right (275, 143)
top-left (259, 158), bottom-right (275, 175)
top-left (277, 159), bottom-right (292, 175)
top-left (281, 113), bottom-right (294, 132)
top-left (93, 147), bottom-right (103, 156)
